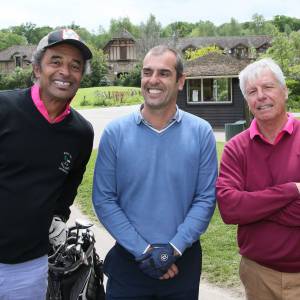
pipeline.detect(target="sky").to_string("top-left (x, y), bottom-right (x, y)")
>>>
top-left (2, 0), bottom-right (300, 32)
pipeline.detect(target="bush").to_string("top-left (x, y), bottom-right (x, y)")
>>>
top-left (0, 67), bottom-right (33, 90)
top-left (79, 96), bottom-right (91, 106)
top-left (286, 78), bottom-right (300, 110)
top-left (115, 64), bottom-right (141, 87)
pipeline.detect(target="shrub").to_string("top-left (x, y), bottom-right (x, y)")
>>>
top-left (79, 96), bottom-right (90, 106)
top-left (0, 67), bottom-right (33, 90)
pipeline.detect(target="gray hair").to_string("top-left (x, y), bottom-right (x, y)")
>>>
top-left (239, 58), bottom-right (286, 98)
top-left (31, 47), bottom-right (91, 82)
top-left (145, 45), bottom-right (184, 81)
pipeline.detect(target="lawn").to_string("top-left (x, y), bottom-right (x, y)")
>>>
top-left (71, 86), bottom-right (143, 109)
top-left (75, 142), bottom-right (241, 289)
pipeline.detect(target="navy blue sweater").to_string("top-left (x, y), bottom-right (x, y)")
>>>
top-left (0, 88), bottom-right (93, 263)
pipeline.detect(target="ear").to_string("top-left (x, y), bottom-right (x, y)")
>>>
top-left (284, 86), bottom-right (289, 101)
top-left (177, 73), bottom-right (186, 91)
top-left (32, 64), bottom-right (41, 80)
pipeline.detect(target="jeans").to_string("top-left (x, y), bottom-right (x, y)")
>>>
top-left (0, 255), bottom-right (48, 300)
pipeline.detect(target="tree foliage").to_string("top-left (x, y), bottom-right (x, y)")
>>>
top-left (139, 14), bottom-right (162, 57)
top-left (9, 22), bottom-right (53, 44)
top-left (185, 46), bottom-right (222, 61)
top-left (273, 15), bottom-right (300, 33)
top-left (190, 21), bottom-right (217, 37)
top-left (2, 13), bottom-right (300, 92)
top-left (0, 31), bottom-right (27, 50)
top-left (262, 31), bottom-right (300, 109)
top-left (162, 21), bottom-right (195, 38)
top-left (0, 67), bottom-right (32, 90)
top-left (80, 46), bottom-right (108, 88)
top-left (109, 17), bottom-right (140, 38)
top-left (114, 64), bottom-right (142, 87)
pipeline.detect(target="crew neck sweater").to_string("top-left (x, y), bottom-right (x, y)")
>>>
top-left (217, 119), bottom-right (300, 272)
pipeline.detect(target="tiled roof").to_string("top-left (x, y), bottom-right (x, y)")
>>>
top-left (184, 52), bottom-right (249, 76)
top-left (157, 35), bottom-right (272, 51)
top-left (112, 29), bottom-right (136, 41)
top-left (0, 45), bottom-right (36, 61)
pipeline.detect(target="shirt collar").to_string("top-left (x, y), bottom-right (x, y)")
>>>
top-left (249, 113), bottom-right (294, 144)
top-left (134, 104), bottom-right (183, 125)
top-left (31, 84), bottom-right (71, 124)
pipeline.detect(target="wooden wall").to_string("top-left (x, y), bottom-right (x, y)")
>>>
top-left (177, 78), bottom-right (246, 128)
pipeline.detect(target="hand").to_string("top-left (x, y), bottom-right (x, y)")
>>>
top-left (160, 263), bottom-right (179, 280)
top-left (49, 216), bottom-right (67, 247)
top-left (136, 244), bottom-right (177, 279)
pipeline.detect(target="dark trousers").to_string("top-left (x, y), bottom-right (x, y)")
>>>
top-left (103, 241), bottom-right (202, 300)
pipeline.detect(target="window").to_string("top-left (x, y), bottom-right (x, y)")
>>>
top-left (120, 46), bottom-right (127, 60)
top-left (233, 47), bottom-right (248, 59)
top-left (187, 77), bottom-right (232, 104)
top-left (15, 56), bottom-right (21, 67)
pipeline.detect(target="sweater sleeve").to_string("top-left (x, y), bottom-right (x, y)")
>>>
top-left (216, 141), bottom-right (299, 225)
top-left (54, 125), bottom-right (94, 220)
top-left (170, 128), bottom-right (218, 253)
top-left (92, 127), bottom-right (149, 257)
top-left (267, 196), bottom-right (300, 226)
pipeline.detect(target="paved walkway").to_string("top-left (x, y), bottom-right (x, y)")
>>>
top-left (77, 105), bottom-right (226, 148)
top-left (68, 205), bottom-right (244, 300)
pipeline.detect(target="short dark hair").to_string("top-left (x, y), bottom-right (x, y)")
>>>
top-left (146, 45), bottom-right (184, 81)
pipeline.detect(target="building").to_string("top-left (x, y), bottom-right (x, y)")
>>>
top-left (0, 45), bottom-right (36, 74)
top-left (103, 31), bottom-right (271, 127)
top-left (0, 33), bottom-right (271, 128)
top-left (178, 52), bottom-right (249, 128)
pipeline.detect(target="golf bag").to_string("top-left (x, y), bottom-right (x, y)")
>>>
top-left (46, 219), bottom-right (105, 300)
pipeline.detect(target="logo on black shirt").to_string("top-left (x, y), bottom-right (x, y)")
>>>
top-left (59, 152), bottom-right (72, 174)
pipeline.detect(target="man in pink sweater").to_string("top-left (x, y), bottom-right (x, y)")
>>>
top-left (217, 58), bottom-right (300, 300)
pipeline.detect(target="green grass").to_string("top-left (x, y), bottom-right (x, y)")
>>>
top-left (75, 150), bottom-right (98, 222)
top-left (71, 86), bottom-right (143, 109)
top-left (76, 142), bottom-right (241, 288)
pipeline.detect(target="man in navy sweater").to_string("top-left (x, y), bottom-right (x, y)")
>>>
top-left (0, 29), bottom-right (93, 299)
top-left (93, 45), bottom-right (217, 299)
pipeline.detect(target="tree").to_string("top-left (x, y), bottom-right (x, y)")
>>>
top-left (80, 46), bottom-right (108, 88)
top-left (273, 15), bottom-right (300, 32)
top-left (10, 23), bottom-right (53, 44)
top-left (263, 31), bottom-right (300, 109)
top-left (109, 17), bottom-right (140, 38)
top-left (244, 14), bottom-right (277, 35)
top-left (139, 14), bottom-right (162, 57)
top-left (217, 18), bottom-right (242, 36)
top-left (90, 26), bottom-right (111, 49)
top-left (264, 32), bottom-right (294, 75)
top-left (189, 21), bottom-right (217, 37)
top-left (161, 22), bottom-right (195, 38)
top-left (0, 31), bottom-right (27, 50)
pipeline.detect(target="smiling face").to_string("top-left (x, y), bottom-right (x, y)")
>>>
top-left (33, 43), bottom-right (84, 105)
top-left (245, 69), bottom-right (288, 125)
top-left (141, 50), bottom-right (185, 111)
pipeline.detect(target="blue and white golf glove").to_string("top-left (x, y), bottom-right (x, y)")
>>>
top-left (136, 244), bottom-right (177, 279)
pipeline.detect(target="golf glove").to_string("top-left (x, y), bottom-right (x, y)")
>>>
top-left (136, 244), bottom-right (177, 279)
top-left (49, 216), bottom-right (67, 246)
